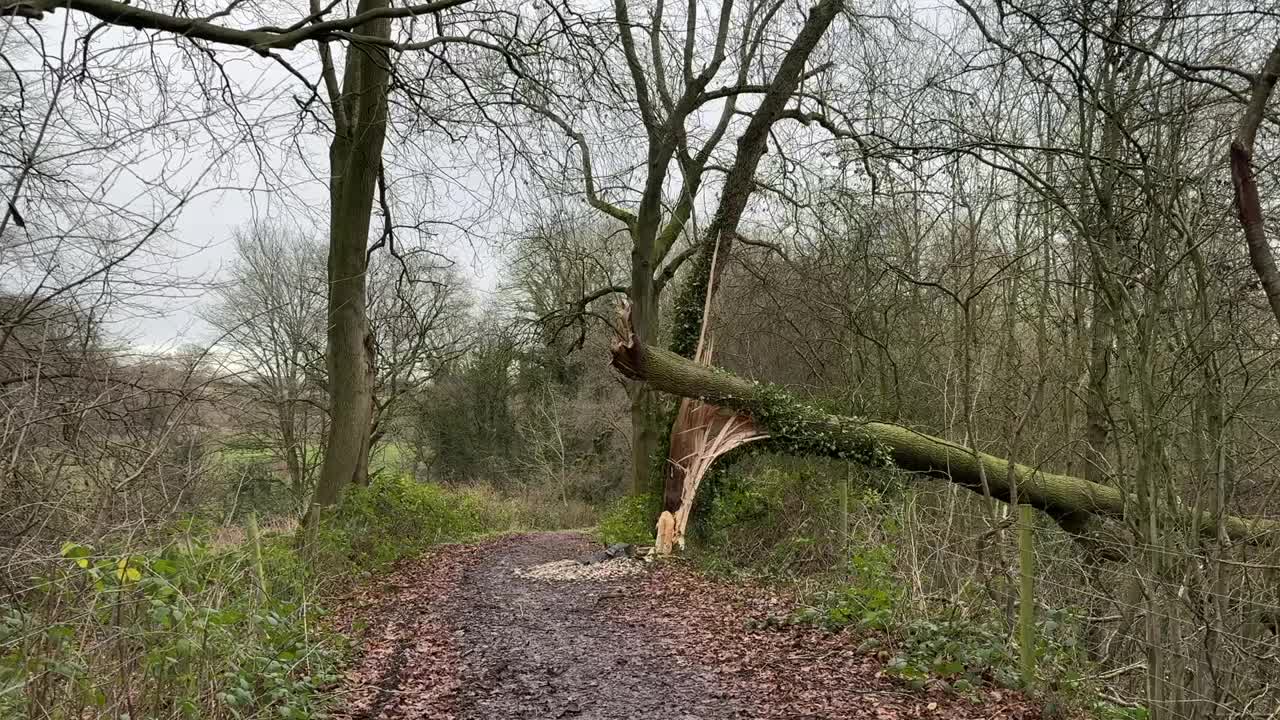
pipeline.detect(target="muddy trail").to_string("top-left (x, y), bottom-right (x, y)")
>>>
top-left (330, 532), bottom-right (1038, 719)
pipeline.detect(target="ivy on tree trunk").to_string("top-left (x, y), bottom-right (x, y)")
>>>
top-left (612, 321), bottom-right (1280, 548)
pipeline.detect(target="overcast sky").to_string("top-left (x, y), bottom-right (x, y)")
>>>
top-left (121, 146), bottom-right (505, 353)
top-left (123, 57), bottom-right (506, 352)
top-left (11, 1), bottom-right (844, 357)
top-left (2, 16), bottom-right (507, 354)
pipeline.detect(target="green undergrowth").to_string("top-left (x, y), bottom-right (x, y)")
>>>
top-left (319, 475), bottom-right (520, 570)
top-left (597, 493), bottom-right (658, 546)
top-left (691, 455), bottom-right (1132, 720)
top-left (0, 476), bottom-right (517, 720)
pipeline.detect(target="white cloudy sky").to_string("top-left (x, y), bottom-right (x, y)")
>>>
top-left (133, 65), bottom-right (506, 351)
top-left (5, 0), bottom-right (865, 356)
top-left (3, 14), bottom-right (508, 353)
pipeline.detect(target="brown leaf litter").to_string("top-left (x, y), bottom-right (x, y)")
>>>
top-left (326, 531), bottom-right (1043, 720)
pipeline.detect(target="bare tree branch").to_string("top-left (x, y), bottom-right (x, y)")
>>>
top-left (1, 0), bottom-right (469, 52)
top-left (1232, 41), bottom-right (1280, 330)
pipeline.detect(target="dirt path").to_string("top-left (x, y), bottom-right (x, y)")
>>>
top-left (331, 532), bottom-right (1038, 720)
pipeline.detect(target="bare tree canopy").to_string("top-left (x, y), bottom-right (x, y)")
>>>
top-left (5, 1), bottom-right (1280, 719)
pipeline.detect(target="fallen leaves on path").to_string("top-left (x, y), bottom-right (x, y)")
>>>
top-left (325, 533), bottom-right (1043, 720)
top-left (621, 565), bottom-right (1041, 720)
top-left (326, 541), bottom-right (493, 719)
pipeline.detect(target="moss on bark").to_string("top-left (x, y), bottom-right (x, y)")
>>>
top-left (611, 325), bottom-right (1280, 546)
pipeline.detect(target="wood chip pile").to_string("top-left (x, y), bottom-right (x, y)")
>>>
top-left (515, 558), bottom-right (647, 581)
top-left (512, 544), bottom-right (654, 582)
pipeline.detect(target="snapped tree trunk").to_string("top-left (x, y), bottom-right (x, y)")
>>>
top-left (610, 324), bottom-right (1280, 546)
top-left (662, 0), bottom-right (843, 512)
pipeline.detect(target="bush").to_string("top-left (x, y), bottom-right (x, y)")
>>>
top-left (499, 483), bottom-right (599, 531)
top-left (598, 494), bottom-right (657, 545)
top-left (790, 567), bottom-right (1089, 697)
top-left (219, 452), bottom-right (298, 521)
top-left (696, 456), bottom-right (890, 573)
top-left (799, 545), bottom-right (903, 631)
top-left (888, 615), bottom-right (1017, 690)
top-left (1, 532), bottom-right (341, 720)
top-left (1, 477), bottom-right (516, 719)
top-left (690, 456), bottom-right (1109, 706)
top-left (322, 475), bottom-right (518, 571)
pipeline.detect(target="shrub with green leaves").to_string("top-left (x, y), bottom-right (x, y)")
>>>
top-left (323, 475), bottom-right (517, 571)
top-left (1, 533), bottom-right (342, 720)
top-left (888, 615), bottom-right (1017, 691)
top-left (696, 457), bottom-right (880, 573)
top-left (220, 452), bottom-right (299, 520)
top-left (804, 545), bottom-right (904, 630)
top-left (598, 493), bottom-right (657, 545)
top-left (1, 477), bottom-right (515, 719)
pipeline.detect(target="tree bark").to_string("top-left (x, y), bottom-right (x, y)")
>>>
top-left (628, 239), bottom-right (659, 496)
top-left (1081, 276), bottom-right (1114, 485)
top-left (662, 0), bottom-right (843, 512)
top-left (278, 403), bottom-right (306, 506)
top-left (306, 0), bottom-right (390, 523)
top-left (1232, 41), bottom-right (1280, 331)
top-left (610, 320), bottom-right (1280, 546)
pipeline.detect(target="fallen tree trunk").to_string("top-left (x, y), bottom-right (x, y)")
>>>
top-left (610, 319), bottom-right (1280, 546)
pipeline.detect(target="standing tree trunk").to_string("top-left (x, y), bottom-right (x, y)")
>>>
top-left (1081, 275), bottom-right (1114, 485)
top-left (306, 0), bottom-right (391, 523)
top-left (278, 404), bottom-right (307, 509)
top-left (627, 245), bottom-right (659, 496)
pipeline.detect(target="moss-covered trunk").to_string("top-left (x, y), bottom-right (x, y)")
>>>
top-left (611, 322), bottom-right (1280, 546)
